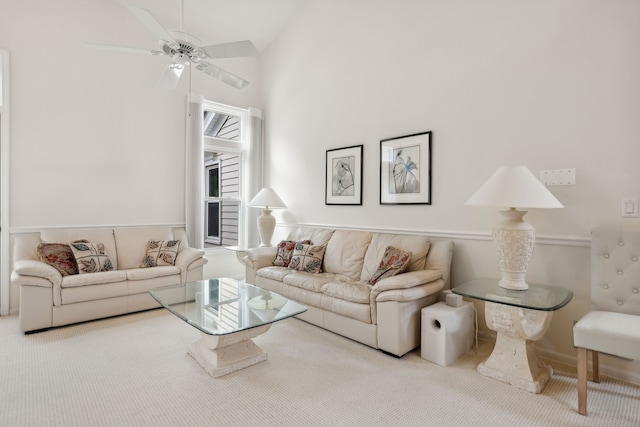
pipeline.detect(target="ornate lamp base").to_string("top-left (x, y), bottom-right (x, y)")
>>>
top-left (493, 209), bottom-right (535, 290)
top-left (257, 208), bottom-right (276, 247)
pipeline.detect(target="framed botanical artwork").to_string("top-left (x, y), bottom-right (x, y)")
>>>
top-left (380, 131), bottom-right (431, 205)
top-left (325, 145), bottom-right (363, 205)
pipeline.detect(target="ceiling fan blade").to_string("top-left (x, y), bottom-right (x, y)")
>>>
top-left (196, 62), bottom-right (249, 89)
top-left (157, 63), bottom-right (185, 90)
top-left (83, 42), bottom-right (163, 56)
top-left (201, 40), bottom-right (259, 59)
top-left (126, 4), bottom-right (178, 48)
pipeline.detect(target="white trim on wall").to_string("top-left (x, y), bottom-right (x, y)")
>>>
top-left (9, 223), bottom-right (187, 235)
top-left (284, 222), bottom-right (591, 248)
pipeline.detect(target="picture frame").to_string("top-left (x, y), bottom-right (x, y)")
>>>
top-left (380, 131), bottom-right (431, 205)
top-left (325, 145), bottom-right (363, 205)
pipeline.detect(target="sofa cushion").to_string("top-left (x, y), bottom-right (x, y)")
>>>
top-left (126, 266), bottom-right (181, 281)
top-left (257, 266), bottom-right (295, 282)
top-left (113, 227), bottom-right (174, 270)
top-left (323, 230), bottom-right (372, 279)
top-left (273, 240), bottom-right (311, 267)
top-left (361, 233), bottom-right (430, 282)
top-left (141, 240), bottom-right (181, 267)
top-left (41, 228), bottom-right (118, 270)
top-left (282, 271), bottom-right (335, 293)
top-left (60, 282), bottom-right (128, 305)
top-left (320, 295), bottom-right (372, 324)
top-left (289, 244), bottom-right (327, 273)
top-left (37, 243), bottom-right (78, 276)
top-left (61, 270), bottom-right (127, 288)
top-left (286, 227), bottom-right (335, 247)
top-left (368, 246), bottom-right (412, 285)
top-left (69, 241), bottom-right (114, 274)
top-left (321, 280), bottom-right (371, 304)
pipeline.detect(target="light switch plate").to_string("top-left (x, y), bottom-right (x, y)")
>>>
top-left (540, 169), bottom-right (576, 186)
top-left (622, 198), bottom-right (639, 218)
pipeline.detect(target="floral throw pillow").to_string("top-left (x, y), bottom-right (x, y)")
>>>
top-left (288, 243), bottom-right (326, 273)
top-left (368, 246), bottom-right (413, 285)
top-left (69, 240), bottom-right (114, 274)
top-left (273, 239), bottom-right (312, 267)
top-left (37, 243), bottom-right (79, 276)
top-left (141, 240), bottom-right (181, 268)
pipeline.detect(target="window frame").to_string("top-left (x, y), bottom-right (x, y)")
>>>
top-left (200, 100), bottom-right (249, 250)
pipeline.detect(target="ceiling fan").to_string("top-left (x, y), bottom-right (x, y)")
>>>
top-left (85, 2), bottom-right (258, 90)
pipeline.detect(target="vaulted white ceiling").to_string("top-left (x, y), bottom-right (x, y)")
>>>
top-left (116, 0), bottom-right (309, 53)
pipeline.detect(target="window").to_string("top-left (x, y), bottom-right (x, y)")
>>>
top-left (204, 153), bottom-right (241, 246)
top-left (204, 111), bottom-right (240, 141)
top-left (205, 162), bottom-right (221, 244)
top-left (186, 97), bottom-right (261, 251)
top-left (202, 102), bottom-right (246, 248)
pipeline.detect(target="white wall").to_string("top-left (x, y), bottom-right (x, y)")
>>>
top-left (262, 0), bottom-right (640, 381)
top-left (1, 0), bottom-right (263, 309)
top-left (0, 0), bottom-right (262, 229)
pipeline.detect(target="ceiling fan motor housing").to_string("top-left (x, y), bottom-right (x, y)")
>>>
top-left (162, 30), bottom-right (205, 61)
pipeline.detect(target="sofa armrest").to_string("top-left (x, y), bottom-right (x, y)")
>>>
top-left (175, 247), bottom-right (207, 271)
top-left (12, 260), bottom-right (63, 307)
top-left (246, 247), bottom-right (278, 270)
top-left (371, 269), bottom-right (442, 303)
top-left (11, 260), bottom-right (61, 287)
top-left (376, 280), bottom-right (444, 302)
top-left (372, 269), bottom-right (442, 292)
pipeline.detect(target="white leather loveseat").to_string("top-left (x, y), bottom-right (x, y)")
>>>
top-left (243, 226), bottom-right (454, 357)
top-left (11, 226), bottom-right (207, 333)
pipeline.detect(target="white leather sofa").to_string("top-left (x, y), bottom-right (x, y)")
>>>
top-left (11, 226), bottom-right (207, 333)
top-left (243, 226), bottom-right (454, 357)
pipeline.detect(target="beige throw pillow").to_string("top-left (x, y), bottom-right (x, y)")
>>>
top-left (273, 239), bottom-right (312, 267)
top-left (288, 243), bottom-right (326, 273)
top-left (37, 243), bottom-right (78, 276)
top-left (69, 241), bottom-right (114, 274)
top-left (141, 239), bottom-right (181, 267)
top-left (368, 246), bottom-right (412, 285)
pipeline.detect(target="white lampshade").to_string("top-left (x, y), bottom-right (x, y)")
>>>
top-left (248, 188), bottom-right (287, 247)
top-left (247, 188), bottom-right (287, 209)
top-left (465, 166), bottom-right (563, 209)
top-left (466, 166), bottom-right (563, 291)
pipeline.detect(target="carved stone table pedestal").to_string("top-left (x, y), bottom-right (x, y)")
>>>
top-left (478, 301), bottom-right (553, 393)
top-left (189, 324), bottom-right (272, 378)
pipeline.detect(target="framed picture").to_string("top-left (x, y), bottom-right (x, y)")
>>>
top-left (380, 131), bottom-right (431, 205)
top-left (325, 145), bottom-right (363, 205)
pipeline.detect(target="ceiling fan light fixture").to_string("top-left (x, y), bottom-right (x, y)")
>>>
top-left (85, 4), bottom-right (256, 90)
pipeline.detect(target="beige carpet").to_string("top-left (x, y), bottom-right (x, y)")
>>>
top-left (0, 309), bottom-right (638, 427)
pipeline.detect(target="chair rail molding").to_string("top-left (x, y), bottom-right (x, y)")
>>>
top-left (278, 223), bottom-right (591, 248)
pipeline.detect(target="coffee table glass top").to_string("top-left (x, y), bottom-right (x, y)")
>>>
top-left (452, 278), bottom-right (573, 311)
top-left (150, 278), bottom-right (307, 335)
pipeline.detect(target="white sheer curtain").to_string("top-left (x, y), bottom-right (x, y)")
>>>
top-left (184, 94), bottom-right (263, 249)
top-left (245, 107), bottom-right (263, 249)
top-left (1, 50), bottom-right (10, 315)
top-left (185, 93), bottom-right (205, 249)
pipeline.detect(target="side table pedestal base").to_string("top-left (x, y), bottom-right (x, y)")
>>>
top-left (479, 301), bottom-right (554, 393)
top-left (477, 332), bottom-right (552, 393)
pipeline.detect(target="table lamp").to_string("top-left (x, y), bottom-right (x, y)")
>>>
top-left (248, 188), bottom-right (287, 247)
top-left (465, 166), bottom-right (563, 290)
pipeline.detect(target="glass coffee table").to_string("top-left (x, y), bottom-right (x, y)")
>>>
top-left (150, 278), bottom-right (307, 378)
